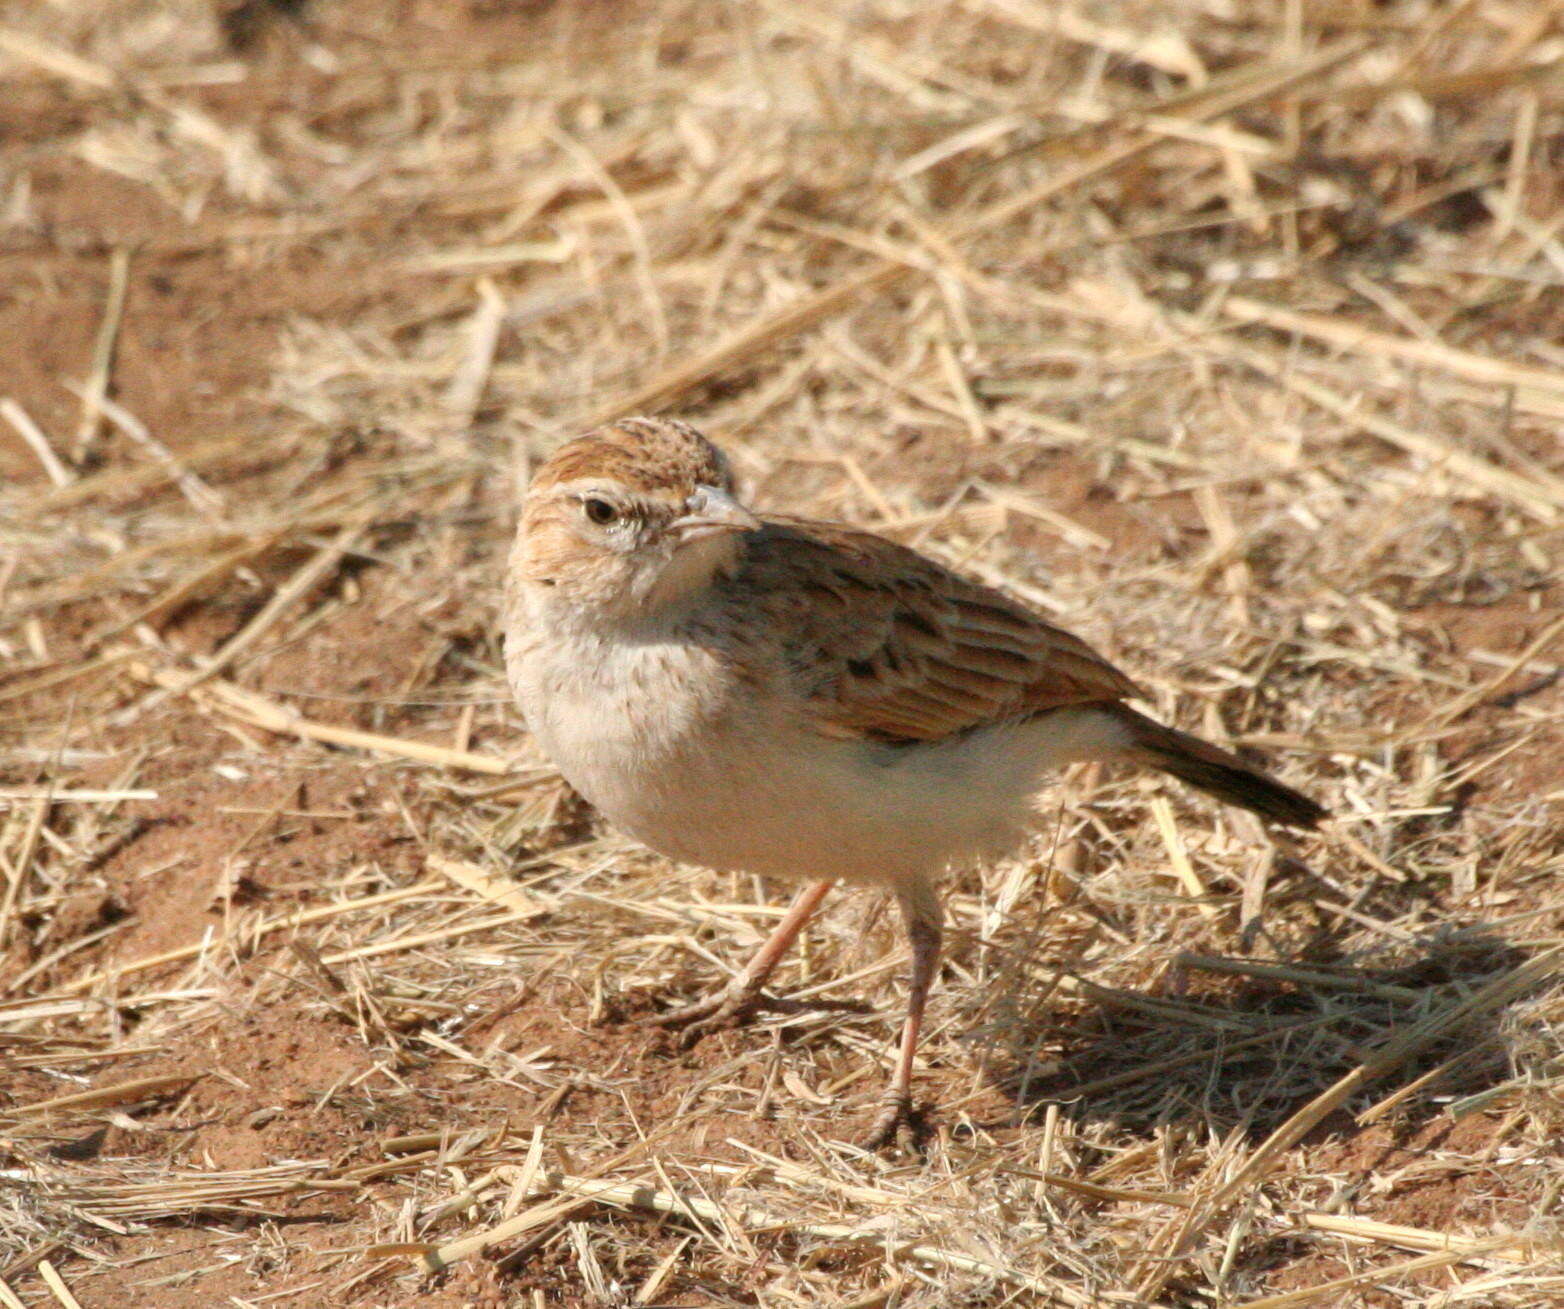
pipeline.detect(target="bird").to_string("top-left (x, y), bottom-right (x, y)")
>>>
top-left (503, 416), bottom-right (1326, 1148)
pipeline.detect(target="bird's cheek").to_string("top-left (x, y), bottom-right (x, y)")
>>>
top-left (629, 541), bottom-right (713, 610)
top-left (632, 547), bottom-right (680, 600)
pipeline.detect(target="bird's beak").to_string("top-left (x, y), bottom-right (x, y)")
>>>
top-left (671, 484), bottom-right (760, 542)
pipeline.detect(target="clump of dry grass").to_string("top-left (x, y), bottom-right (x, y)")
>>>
top-left (3, 0), bottom-right (1563, 1305)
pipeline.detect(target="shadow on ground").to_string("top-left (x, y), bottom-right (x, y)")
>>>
top-left (975, 925), bottom-right (1537, 1148)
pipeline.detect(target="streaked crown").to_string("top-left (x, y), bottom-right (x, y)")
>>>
top-left (529, 417), bottom-right (734, 500)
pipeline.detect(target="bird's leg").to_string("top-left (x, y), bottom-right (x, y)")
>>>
top-left (863, 881), bottom-right (943, 1150)
top-left (654, 878), bottom-right (835, 1047)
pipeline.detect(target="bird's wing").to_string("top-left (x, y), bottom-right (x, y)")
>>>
top-left (732, 518), bottom-right (1144, 744)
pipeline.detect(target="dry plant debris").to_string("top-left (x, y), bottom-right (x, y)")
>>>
top-left (2, 0), bottom-right (1562, 1305)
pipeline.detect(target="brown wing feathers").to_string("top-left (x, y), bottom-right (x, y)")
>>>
top-left (742, 520), bottom-right (1141, 742)
top-left (736, 517), bottom-right (1324, 829)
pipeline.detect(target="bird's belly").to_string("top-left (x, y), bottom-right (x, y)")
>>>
top-left (550, 713), bottom-right (1049, 886)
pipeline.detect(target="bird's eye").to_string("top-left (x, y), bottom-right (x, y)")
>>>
top-left (582, 497), bottom-right (618, 525)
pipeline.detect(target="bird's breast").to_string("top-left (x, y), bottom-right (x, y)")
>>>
top-left (509, 623), bottom-right (746, 841)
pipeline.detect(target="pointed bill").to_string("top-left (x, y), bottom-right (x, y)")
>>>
top-left (671, 484), bottom-right (760, 541)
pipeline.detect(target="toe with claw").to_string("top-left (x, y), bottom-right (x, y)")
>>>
top-left (652, 984), bottom-right (768, 1049)
top-left (862, 1091), bottom-right (925, 1151)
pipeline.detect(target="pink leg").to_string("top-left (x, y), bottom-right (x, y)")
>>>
top-left (654, 878), bottom-right (835, 1045)
top-left (863, 882), bottom-right (943, 1149)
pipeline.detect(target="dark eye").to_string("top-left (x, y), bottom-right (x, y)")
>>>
top-left (582, 497), bottom-right (618, 525)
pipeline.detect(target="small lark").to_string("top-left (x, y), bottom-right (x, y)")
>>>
top-left (505, 417), bottom-right (1325, 1147)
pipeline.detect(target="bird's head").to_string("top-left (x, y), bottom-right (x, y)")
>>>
top-left (513, 417), bottom-right (759, 621)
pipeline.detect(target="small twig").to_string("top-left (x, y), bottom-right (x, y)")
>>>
top-left (36, 1261), bottom-right (84, 1309)
top-left (1150, 796), bottom-right (1222, 920)
top-left (66, 385), bottom-right (228, 521)
top-left (0, 399), bottom-right (72, 486)
top-left (428, 853), bottom-right (549, 918)
top-left (1296, 1212), bottom-right (1555, 1263)
top-left (0, 789), bottom-right (157, 804)
top-left (1222, 293), bottom-right (1564, 402)
top-left (72, 247), bottom-right (132, 460)
top-left (0, 796), bottom-right (47, 952)
top-left (5, 1073), bottom-right (197, 1120)
top-left (128, 660), bottom-right (521, 776)
top-left (443, 278), bottom-right (508, 427)
top-left (1174, 953), bottom-right (1424, 1001)
top-left (1228, 1235), bottom-right (1523, 1309)
top-left (0, 26), bottom-right (116, 89)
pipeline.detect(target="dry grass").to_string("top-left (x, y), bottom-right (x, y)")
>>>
top-left (2, 1), bottom-right (1563, 1305)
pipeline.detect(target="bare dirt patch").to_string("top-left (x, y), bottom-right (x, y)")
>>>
top-left (3, 1), bottom-right (1563, 1305)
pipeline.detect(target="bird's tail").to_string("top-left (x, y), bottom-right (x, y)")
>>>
top-left (1108, 705), bottom-right (1326, 829)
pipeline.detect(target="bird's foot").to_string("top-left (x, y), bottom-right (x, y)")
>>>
top-left (652, 983), bottom-right (769, 1050)
top-left (861, 1091), bottom-right (926, 1152)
